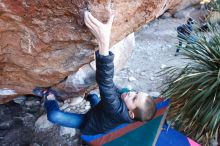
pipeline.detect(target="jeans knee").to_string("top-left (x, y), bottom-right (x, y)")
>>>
top-left (47, 110), bottom-right (61, 124)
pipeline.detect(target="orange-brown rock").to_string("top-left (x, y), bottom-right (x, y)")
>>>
top-left (0, 0), bottom-right (199, 103)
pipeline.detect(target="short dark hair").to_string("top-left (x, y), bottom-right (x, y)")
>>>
top-left (133, 96), bottom-right (156, 122)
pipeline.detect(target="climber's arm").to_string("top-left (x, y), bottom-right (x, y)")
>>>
top-left (84, 7), bottom-right (123, 113)
top-left (84, 5), bottom-right (114, 56)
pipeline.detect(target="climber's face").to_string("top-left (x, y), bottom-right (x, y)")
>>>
top-left (121, 91), bottom-right (148, 111)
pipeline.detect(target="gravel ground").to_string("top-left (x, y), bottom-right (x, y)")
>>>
top-left (115, 17), bottom-right (189, 94)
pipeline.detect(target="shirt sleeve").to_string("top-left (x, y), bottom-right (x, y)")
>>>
top-left (95, 51), bottom-right (121, 113)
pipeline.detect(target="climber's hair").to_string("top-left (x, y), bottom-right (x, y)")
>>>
top-left (133, 96), bottom-right (156, 122)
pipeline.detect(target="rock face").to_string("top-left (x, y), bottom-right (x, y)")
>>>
top-left (0, 0), bottom-right (199, 103)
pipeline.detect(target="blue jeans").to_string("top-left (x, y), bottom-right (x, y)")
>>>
top-left (44, 94), bottom-right (100, 129)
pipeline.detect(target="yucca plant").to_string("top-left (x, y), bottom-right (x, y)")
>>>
top-left (160, 25), bottom-right (220, 145)
top-left (206, 0), bottom-right (220, 25)
top-left (207, 0), bottom-right (220, 12)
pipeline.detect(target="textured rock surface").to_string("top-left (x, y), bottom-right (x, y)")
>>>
top-left (0, 0), bottom-right (200, 103)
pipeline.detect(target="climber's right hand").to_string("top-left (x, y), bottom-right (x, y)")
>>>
top-left (84, 4), bottom-right (115, 56)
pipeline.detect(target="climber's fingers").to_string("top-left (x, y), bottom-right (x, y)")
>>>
top-left (107, 12), bottom-right (115, 26)
top-left (84, 11), bottom-right (98, 31)
top-left (87, 11), bottom-right (103, 28)
top-left (106, 1), bottom-right (115, 25)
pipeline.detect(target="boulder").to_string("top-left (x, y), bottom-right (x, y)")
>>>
top-left (59, 127), bottom-right (76, 137)
top-left (0, 0), bottom-right (200, 103)
top-left (35, 114), bottom-right (54, 131)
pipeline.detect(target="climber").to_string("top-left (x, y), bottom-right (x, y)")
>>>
top-left (32, 5), bottom-right (156, 135)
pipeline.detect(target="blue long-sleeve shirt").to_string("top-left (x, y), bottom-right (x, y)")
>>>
top-left (80, 51), bottom-right (133, 135)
